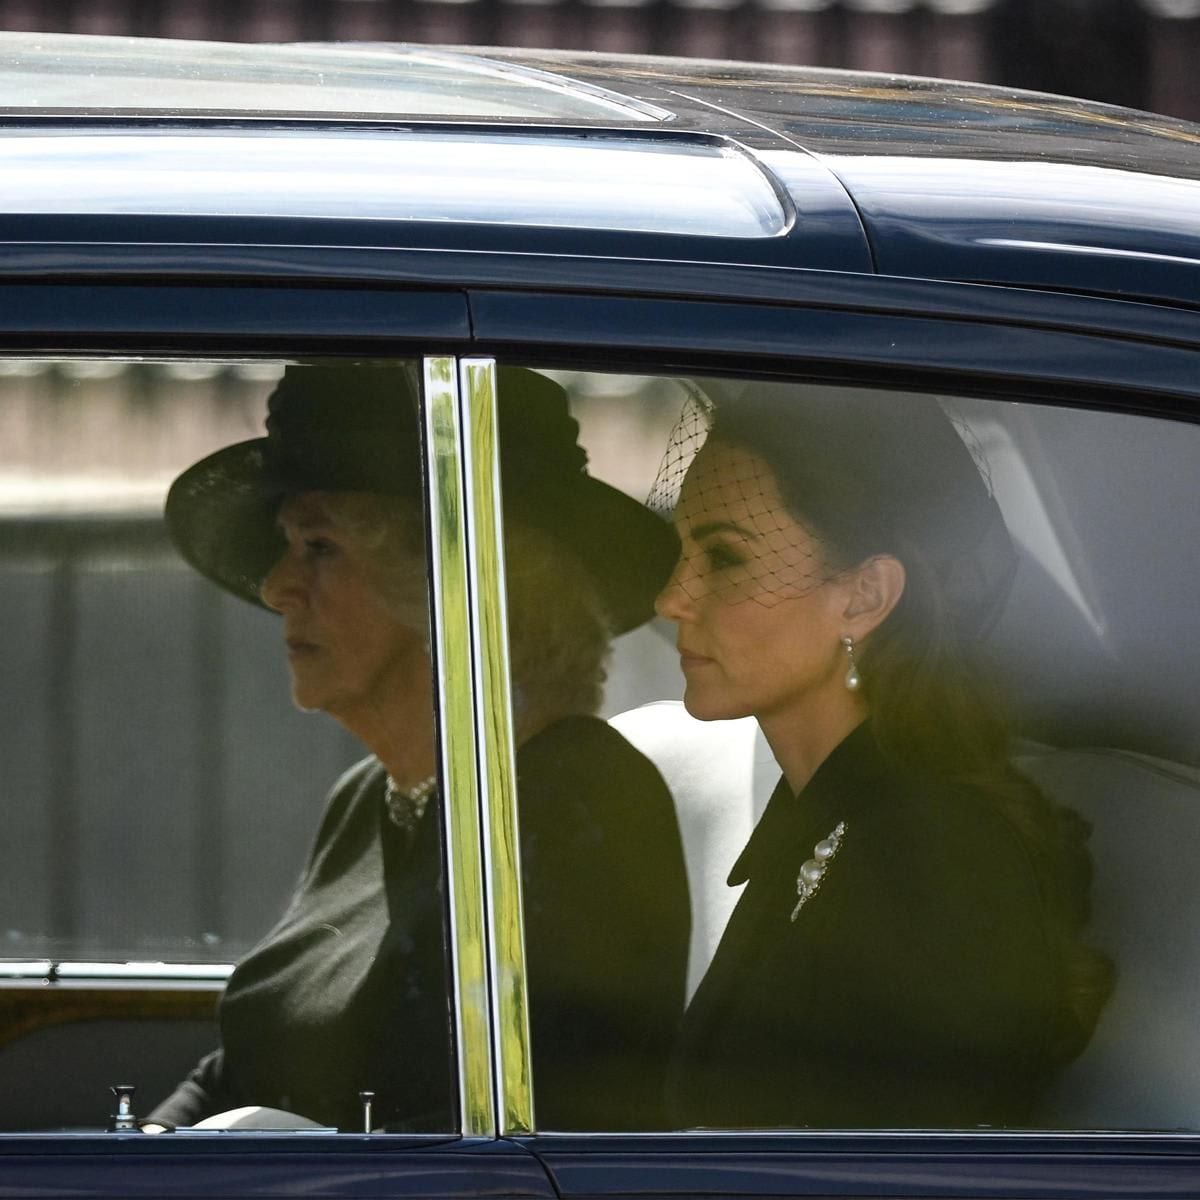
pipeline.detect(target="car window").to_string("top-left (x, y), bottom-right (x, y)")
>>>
top-left (497, 364), bottom-right (1200, 1133)
top-left (8, 354), bottom-right (1199, 1139)
top-left (0, 357), bottom-right (458, 1136)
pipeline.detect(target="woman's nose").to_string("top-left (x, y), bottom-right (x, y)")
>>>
top-left (260, 548), bottom-right (303, 613)
top-left (654, 557), bottom-right (695, 622)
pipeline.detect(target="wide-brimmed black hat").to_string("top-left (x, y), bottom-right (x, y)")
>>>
top-left (165, 363), bottom-right (678, 634)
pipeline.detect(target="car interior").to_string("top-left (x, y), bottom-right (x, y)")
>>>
top-left (1, 361), bottom-right (1197, 1133)
top-left (599, 377), bottom-right (1200, 1132)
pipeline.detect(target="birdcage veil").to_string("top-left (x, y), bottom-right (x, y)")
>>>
top-left (646, 379), bottom-right (716, 519)
top-left (648, 378), bottom-right (1017, 632)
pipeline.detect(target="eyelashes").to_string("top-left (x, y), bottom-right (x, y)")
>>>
top-left (303, 536), bottom-right (338, 558)
top-left (702, 541), bottom-right (747, 572)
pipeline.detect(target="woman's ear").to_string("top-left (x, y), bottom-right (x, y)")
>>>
top-left (840, 554), bottom-right (905, 637)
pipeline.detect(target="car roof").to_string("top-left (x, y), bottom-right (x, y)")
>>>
top-left (495, 49), bottom-right (1200, 306)
top-left (2, 32), bottom-right (1200, 308)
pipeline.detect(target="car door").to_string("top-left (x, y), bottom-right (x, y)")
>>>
top-left (0, 283), bottom-right (561, 1195)
top-left (5, 273), bottom-right (1200, 1194)
top-left (461, 278), bottom-right (1200, 1191)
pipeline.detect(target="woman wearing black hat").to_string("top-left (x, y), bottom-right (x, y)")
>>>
top-left (150, 363), bottom-right (689, 1133)
top-left (654, 385), bottom-right (1112, 1128)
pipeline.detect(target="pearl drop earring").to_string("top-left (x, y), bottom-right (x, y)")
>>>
top-left (841, 636), bottom-right (861, 692)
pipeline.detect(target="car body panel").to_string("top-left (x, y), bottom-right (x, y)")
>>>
top-left (5, 41), bottom-right (1200, 305)
top-left (0, 284), bottom-right (471, 347)
top-left (0, 129), bottom-right (871, 273)
top-left (467, 292), bottom-right (1200, 405)
top-left (478, 50), bottom-right (1200, 306)
top-left (0, 1134), bottom-right (557, 1197)
top-left (2, 246), bottom-right (1197, 358)
top-left (819, 154), bottom-right (1200, 306)
top-left (0, 280), bottom-right (1196, 410)
top-left (524, 1135), bottom-right (1200, 1198)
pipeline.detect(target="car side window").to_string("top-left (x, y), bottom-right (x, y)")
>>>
top-left (0, 358), bottom-right (457, 1135)
top-left (500, 365), bottom-right (1200, 1133)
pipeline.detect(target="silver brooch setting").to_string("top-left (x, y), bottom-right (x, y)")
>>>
top-left (790, 820), bottom-right (847, 922)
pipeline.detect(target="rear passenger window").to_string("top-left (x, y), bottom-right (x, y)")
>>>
top-left (502, 366), bottom-right (1200, 1133)
top-left (0, 358), bottom-right (456, 1134)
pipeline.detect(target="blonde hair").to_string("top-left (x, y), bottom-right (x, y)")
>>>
top-left (503, 521), bottom-right (610, 733)
top-left (318, 491), bottom-right (610, 735)
top-left (314, 491), bottom-right (430, 633)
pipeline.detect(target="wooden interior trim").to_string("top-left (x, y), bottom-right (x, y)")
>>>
top-left (0, 982), bottom-right (220, 1051)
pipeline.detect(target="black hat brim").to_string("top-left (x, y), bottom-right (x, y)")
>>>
top-left (165, 437), bottom-right (678, 636)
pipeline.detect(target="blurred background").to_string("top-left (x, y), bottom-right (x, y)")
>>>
top-left (0, 0), bottom-right (1196, 120)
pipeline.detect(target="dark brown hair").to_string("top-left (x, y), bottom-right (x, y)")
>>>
top-left (711, 390), bottom-right (1113, 1062)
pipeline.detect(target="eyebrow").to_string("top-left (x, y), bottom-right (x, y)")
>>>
top-left (689, 520), bottom-right (759, 541)
top-left (276, 505), bottom-right (333, 533)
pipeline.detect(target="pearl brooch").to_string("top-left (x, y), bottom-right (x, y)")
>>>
top-left (790, 820), bottom-right (847, 922)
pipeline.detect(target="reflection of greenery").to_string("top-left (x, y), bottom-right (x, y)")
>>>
top-left (425, 358), bottom-right (496, 1137)
top-left (464, 360), bottom-right (534, 1135)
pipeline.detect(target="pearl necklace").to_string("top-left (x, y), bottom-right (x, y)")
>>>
top-left (791, 821), bottom-right (847, 922)
top-left (384, 774), bottom-right (436, 834)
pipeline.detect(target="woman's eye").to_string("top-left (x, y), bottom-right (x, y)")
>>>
top-left (304, 536), bottom-right (337, 557)
top-left (703, 542), bottom-right (745, 571)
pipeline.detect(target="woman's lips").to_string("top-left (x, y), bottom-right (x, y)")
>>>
top-left (679, 651), bottom-right (714, 671)
top-left (285, 637), bottom-right (318, 656)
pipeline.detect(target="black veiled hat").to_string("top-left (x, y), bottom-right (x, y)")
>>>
top-left (724, 387), bottom-right (1017, 637)
top-left (165, 363), bottom-right (678, 634)
top-left (652, 379), bottom-right (1018, 638)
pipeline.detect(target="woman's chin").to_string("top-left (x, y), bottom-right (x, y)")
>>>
top-left (288, 677), bottom-right (330, 715)
top-left (682, 685), bottom-right (749, 724)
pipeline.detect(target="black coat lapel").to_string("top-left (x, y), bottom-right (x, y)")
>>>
top-left (677, 723), bottom-right (887, 1068)
top-left (676, 775), bottom-right (800, 1059)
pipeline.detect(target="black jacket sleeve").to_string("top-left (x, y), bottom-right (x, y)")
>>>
top-left (517, 717), bottom-right (691, 1130)
top-left (147, 760), bottom-right (373, 1126)
top-left (147, 1049), bottom-right (238, 1126)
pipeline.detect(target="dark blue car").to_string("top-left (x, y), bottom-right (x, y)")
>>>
top-left (1, 27), bottom-right (1199, 1198)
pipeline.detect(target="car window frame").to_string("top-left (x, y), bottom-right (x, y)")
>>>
top-left (484, 351), bottom-right (1200, 1200)
top-left (0, 341), bottom-right (516, 1152)
top-left (472, 309), bottom-right (1200, 1143)
top-left (3, 278), bottom-right (1200, 1173)
top-left (426, 355), bottom-right (534, 1138)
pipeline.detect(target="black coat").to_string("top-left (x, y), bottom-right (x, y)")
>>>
top-left (669, 722), bottom-right (1072, 1129)
top-left (153, 716), bottom-right (690, 1132)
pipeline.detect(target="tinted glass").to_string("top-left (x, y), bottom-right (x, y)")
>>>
top-left (500, 366), bottom-right (1200, 1133)
top-left (0, 358), bottom-right (456, 1135)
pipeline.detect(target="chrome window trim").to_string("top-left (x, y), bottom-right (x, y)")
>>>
top-left (49, 962), bottom-right (233, 981)
top-left (423, 356), bottom-right (495, 1138)
top-left (458, 358), bottom-right (535, 1136)
top-left (0, 131), bottom-right (786, 238)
